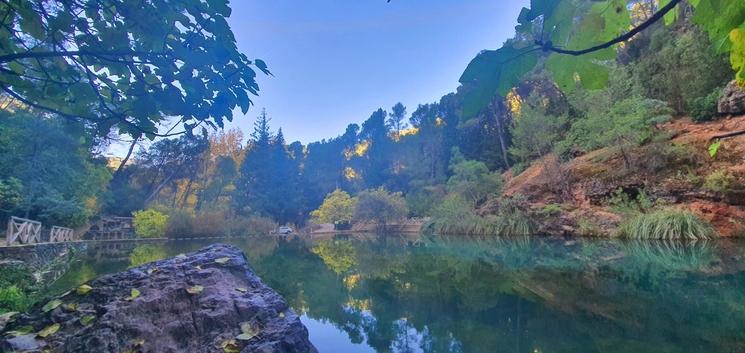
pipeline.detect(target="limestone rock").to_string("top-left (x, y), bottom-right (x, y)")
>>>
top-left (1, 244), bottom-right (318, 353)
top-left (718, 80), bottom-right (745, 115)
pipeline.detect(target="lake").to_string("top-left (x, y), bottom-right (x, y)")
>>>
top-left (47, 234), bottom-right (745, 353)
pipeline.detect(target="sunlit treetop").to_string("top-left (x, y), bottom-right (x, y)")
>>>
top-left (459, 0), bottom-right (745, 118)
top-left (0, 0), bottom-right (270, 139)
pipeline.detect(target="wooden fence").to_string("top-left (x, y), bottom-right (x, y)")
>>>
top-left (6, 216), bottom-right (42, 245)
top-left (50, 226), bottom-right (75, 242)
top-left (4, 217), bottom-right (77, 246)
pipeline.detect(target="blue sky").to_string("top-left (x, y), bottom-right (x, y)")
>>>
top-left (224, 0), bottom-right (529, 143)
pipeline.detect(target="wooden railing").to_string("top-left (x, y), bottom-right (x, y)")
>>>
top-left (4, 217), bottom-right (77, 246)
top-left (50, 226), bottom-right (75, 242)
top-left (6, 216), bottom-right (42, 245)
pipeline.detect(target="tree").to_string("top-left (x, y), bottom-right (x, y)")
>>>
top-left (132, 209), bottom-right (168, 238)
top-left (310, 189), bottom-right (356, 225)
top-left (446, 148), bottom-right (502, 207)
top-left (353, 188), bottom-right (408, 232)
top-left (0, 111), bottom-right (111, 227)
top-left (234, 111), bottom-right (302, 224)
top-left (509, 100), bottom-right (569, 167)
top-left (387, 102), bottom-right (407, 136)
top-left (0, 0), bottom-right (270, 138)
top-left (458, 0), bottom-right (745, 118)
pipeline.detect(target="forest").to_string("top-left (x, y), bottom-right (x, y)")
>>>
top-left (0, 0), bottom-right (744, 241)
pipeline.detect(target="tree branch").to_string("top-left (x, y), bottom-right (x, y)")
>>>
top-left (537, 0), bottom-right (681, 56)
top-left (0, 49), bottom-right (168, 63)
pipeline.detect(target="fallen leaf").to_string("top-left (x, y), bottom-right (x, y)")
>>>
top-left (132, 338), bottom-right (145, 347)
top-left (215, 257), bottom-right (231, 264)
top-left (147, 268), bottom-right (159, 275)
top-left (37, 323), bottom-right (60, 338)
top-left (125, 288), bottom-right (141, 301)
top-left (220, 339), bottom-right (240, 353)
top-left (278, 312), bottom-right (285, 319)
top-left (236, 322), bottom-right (259, 341)
top-left (80, 315), bottom-right (96, 326)
top-left (186, 285), bottom-right (204, 294)
top-left (62, 303), bottom-right (77, 312)
top-left (6, 325), bottom-right (34, 336)
top-left (175, 254), bottom-right (187, 259)
top-left (76, 284), bottom-right (93, 295)
top-left (195, 265), bottom-right (203, 270)
top-left (42, 299), bottom-right (62, 313)
top-left (235, 287), bottom-right (248, 293)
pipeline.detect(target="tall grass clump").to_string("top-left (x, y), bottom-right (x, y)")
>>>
top-left (422, 195), bottom-right (536, 236)
top-left (616, 209), bottom-right (715, 240)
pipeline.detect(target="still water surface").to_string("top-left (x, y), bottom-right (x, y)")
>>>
top-left (48, 234), bottom-right (745, 353)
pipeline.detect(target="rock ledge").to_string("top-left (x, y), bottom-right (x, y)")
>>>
top-left (1, 244), bottom-right (318, 353)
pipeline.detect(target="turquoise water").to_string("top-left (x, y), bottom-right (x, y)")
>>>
top-left (49, 235), bottom-right (745, 353)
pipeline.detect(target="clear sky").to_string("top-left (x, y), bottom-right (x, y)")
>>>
top-left (224, 0), bottom-right (529, 143)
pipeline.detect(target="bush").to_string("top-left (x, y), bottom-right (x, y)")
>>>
top-left (231, 215), bottom-right (277, 236)
top-left (607, 188), bottom-right (653, 216)
top-left (310, 189), bottom-right (356, 224)
top-left (354, 188), bottom-right (408, 231)
top-left (446, 148), bottom-right (502, 206)
top-left (132, 209), bottom-right (168, 238)
top-left (703, 169), bottom-right (734, 193)
top-left (422, 196), bottom-right (536, 236)
top-left (540, 203), bottom-right (563, 216)
top-left (0, 285), bottom-right (31, 313)
top-left (689, 87), bottom-right (722, 122)
top-left (165, 209), bottom-right (195, 237)
top-left (509, 101), bottom-right (570, 165)
top-left (616, 209), bottom-right (715, 240)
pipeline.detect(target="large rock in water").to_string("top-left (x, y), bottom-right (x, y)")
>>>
top-left (718, 80), bottom-right (745, 115)
top-left (0, 244), bottom-right (318, 353)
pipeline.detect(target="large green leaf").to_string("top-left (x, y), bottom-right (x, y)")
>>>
top-left (459, 45), bottom-right (538, 118)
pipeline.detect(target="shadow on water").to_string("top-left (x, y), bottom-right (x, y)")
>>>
top-left (43, 235), bottom-right (745, 353)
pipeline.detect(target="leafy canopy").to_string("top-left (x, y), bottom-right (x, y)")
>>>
top-left (0, 0), bottom-right (269, 138)
top-left (310, 189), bottom-right (357, 224)
top-left (460, 0), bottom-right (745, 117)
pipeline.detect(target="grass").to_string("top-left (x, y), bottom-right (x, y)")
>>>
top-left (422, 210), bottom-right (536, 236)
top-left (616, 209), bottom-right (715, 240)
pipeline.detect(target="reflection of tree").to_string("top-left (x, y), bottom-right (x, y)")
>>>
top-left (311, 239), bottom-right (358, 275)
top-left (248, 236), bottom-right (745, 353)
top-left (129, 244), bottom-right (168, 267)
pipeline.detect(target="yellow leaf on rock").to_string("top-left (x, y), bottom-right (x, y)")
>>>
top-left (37, 323), bottom-right (60, 338)
top-left (76, 284), bottom-right (93, 295)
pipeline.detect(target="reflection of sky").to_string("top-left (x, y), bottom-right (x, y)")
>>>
top-left (302, 315), bottom-right (376, 353)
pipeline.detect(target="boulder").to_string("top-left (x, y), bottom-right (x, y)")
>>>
top-left (1, 244), bottom-right (318, 353)
top-left (718, 80), bottom-right (745, 115)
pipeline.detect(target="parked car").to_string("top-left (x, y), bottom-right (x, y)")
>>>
top-left (277, 226), bottom-right (293, 235)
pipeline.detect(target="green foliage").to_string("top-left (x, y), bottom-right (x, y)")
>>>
top-left (540, 203), bottom-right (563, 216)
top-left (616, 209), bottom-right (715, 240)
top-left (423, 195), bottom-right (536, 236)
top-left (311, 239), bottom-right (358, 275)
top-left (607, 188), bottom-right (654, 216)
top-left (234, 111), bottom-right (303, 224)
top-left (132, 209), bottom-right (168, 238)
top-left (689, 87), bottom-right (723, 122)
top-left (0, 112), bottom-right (111, 227)
top-left (708, 140), bottom-right (722, 158)
top-left (561, 94), bottom-right (672, 162)
top-left (0, 0), bottom-right (268, 137)
top-left (629, 24), bottom-right (731, 114)
top-left (446, 148), bottom-right (502, 206)
top-left (310, 189), bottom-right (356, 224)
top-left (129, 245), bottom-right (167, 267)
top-left (0, 286), bottom-right (31, 313)
top-left (703, 169), bottom-right (735, 192)
top-left (509, 101), bottom-right (569, 165)
top-left (353, 187), bottom-right (408, 229)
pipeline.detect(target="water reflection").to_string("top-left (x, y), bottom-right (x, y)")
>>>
top-left (45, 235), bottom-right (745, 353)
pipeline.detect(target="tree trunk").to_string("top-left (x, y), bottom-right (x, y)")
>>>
top-left (115, 137), bottom-right (139, 176)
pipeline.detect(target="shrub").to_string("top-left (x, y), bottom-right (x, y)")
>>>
top-left (703, 169), bottom-right (734, 193)
top-left (616, 209), bottom-right (715, 240)
top-left (132, 209), bottom-right (168, 238)
top-left (689, 87), bottom-right (722, 122)
top-left (540, 203), bottom-right (563, 216)
top-left (310, 189), bottom-right (356, 224)
top-left (607, 188), bottom-right (653, 216)
top-left (0, 285), bottom-right (31, 313)
top-left (165, 209), bottom-right (195, 238)
top-left (509, 102), bottom-right (570, 165)
top-left (422, 196), bottom-right (536, 236)
top-left (237, 215), bottom-right (277, 236)
top-left (446, 148), bottom-right (502, 206)
top-left (354, 188), bottom-right (408, 231)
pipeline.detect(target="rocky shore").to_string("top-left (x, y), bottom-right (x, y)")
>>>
top-left (1, 244), bottom-right (318, 353)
